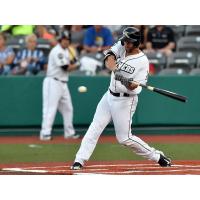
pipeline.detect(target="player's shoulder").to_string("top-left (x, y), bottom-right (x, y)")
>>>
top-left (127, 51), bottom-right (147, 60)
top-left (50, 44), bottom-right (61, 55)
top-left (125, 51), bottom-right (149, 66)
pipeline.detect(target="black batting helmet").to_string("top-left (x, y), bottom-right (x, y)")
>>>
top-left (120, 27), bottom-right (141, 47)
top-left (57, 30), bottom-right (71, 42)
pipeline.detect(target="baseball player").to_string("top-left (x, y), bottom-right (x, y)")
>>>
top-left (40, 31), bottom-right (79, 140)
top-left (71, 27), bottom-right (171, 169)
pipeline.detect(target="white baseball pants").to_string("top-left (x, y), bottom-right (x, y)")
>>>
top-left (40, 77), bottom-right (75, 138)
top-left (75, 91), bottom-right (161, 165)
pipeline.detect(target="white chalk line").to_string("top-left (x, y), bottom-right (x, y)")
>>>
top-left (75, 169), bottom-right (200, 175)
top-left (2, 163), bottom-right (200, 174)
top-left (9, 164), bottom-right (157, 170)
top-left (2, 168), bottom-right (48, 173)
top-left (19, 163), bottom-right (200, 170)
top-left (1, 168), bottom-right (109, 174)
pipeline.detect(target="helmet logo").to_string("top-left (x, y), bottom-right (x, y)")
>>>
top-left (124, 31), bottom-right (130, 39)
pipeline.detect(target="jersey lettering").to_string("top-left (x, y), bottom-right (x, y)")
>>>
top-left (118, 60), bottom-right (135, 74)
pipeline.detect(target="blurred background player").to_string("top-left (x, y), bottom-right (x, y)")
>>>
top-left (40, 31), bottom-right (80, 140)
top-left (71, 27), bottom-right (171, 170)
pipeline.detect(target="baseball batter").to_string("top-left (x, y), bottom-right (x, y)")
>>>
top-left (71, 27), bottom-right (171, 170)
top-left (40, 31), bottom-right (79, 140)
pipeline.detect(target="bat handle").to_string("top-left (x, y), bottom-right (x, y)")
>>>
top-left (133, 81), bottom-right (154, 91)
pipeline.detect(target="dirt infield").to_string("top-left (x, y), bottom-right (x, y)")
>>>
top-left (0, 160), bottom-right (200, 175)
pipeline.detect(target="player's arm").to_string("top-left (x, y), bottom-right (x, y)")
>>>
top-left (104, 51), bottom-right (117, 71)
top-left (65, 63), bottom-right (79, 72)
top-left (104, 40), bottom-right (122, 71)
top-left (53, 51), bottom-right (78, 72)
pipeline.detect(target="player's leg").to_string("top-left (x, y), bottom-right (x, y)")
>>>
top-left (72, 92), bottom-right (112, 169)
top-left (40, 78), bottom-right (62, 140)
top-left (58, 84), bottom-right (76, 138)
top-left (111, 95), bottom-right (171, 166)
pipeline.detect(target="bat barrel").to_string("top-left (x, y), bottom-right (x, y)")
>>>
top-left (153, 88), bottom-right (187, 102)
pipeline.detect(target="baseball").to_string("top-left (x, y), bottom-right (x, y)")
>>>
top-left (78, 86), bottom-right (87, 93)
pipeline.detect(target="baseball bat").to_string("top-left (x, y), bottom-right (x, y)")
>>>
top-left (134, 82), bottom-right (188, 103)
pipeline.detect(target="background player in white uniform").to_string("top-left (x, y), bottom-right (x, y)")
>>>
top-left (71, 27), bottom-right (171, 169)
top-left (40, 31), bottom-right (79, 140)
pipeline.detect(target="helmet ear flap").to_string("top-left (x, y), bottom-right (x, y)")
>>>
top-left (133, 40), bottom-right (140, 47)
top-left (120, 36), bottom-right (126, 46)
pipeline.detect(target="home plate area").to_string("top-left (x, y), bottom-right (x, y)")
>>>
top-left (1, 160), bottom-right (200, 175)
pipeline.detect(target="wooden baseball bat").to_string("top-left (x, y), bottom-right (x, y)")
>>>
top-left (135, 82), bottom-right (188, 103)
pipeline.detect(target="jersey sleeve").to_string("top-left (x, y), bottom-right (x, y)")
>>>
top-left (109, 41), bottom-right (124, 58)
top-left (52, 49), bottom-right (70, 67)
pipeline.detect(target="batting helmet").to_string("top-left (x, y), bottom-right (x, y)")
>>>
top-left (57, 30), bottom-right (71, 42)
top-left (120, 27), bottom-right (141, 47)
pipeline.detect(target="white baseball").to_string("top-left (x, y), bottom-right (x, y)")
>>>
top-left (78, 86), bottom-right (87, 93)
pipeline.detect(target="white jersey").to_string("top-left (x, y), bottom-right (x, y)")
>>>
top-left (46, 44), bottom-right (70, 82)
top-left (109, 41), bottom-right (149, 95)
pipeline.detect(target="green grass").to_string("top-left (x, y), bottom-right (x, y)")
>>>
top-left (0, 143), bottom-right (199, 163)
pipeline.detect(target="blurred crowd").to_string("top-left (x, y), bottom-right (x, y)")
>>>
top-left (0, 25), bottom-right (188, 76)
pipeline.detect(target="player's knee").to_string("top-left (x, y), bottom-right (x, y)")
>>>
top-left (116, 135), bottom-right (129, 145)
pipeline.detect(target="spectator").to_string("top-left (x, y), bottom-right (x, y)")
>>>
top-left (0, 33), bottom-right (15, 75)
top-left (145, 25), bottom-right (175, 56)
top-left (0, 25), bottom-right (35, 36)
top-left (83, 25), bottom-right (113, 53)
top-left (70, 25), bottom-right (85, 54)
top-left (36, 25), bottom-right (57, 46)
top-left (12, 34), bottom-right (46, 75)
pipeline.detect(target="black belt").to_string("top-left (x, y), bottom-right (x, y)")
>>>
top-left (53, 77), bottom-right (67, 83)
top-left (109, 89), bottom-right (130, 97)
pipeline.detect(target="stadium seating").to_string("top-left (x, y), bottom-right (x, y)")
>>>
top-left (195, 55), bottom-right (200, 68)
top-left (169, 25), bottom-right (186, 41)
top-left (177, 36), bottom-right (200, 54)
top-left (3, 25), bottom-right (200, 77)
top-left (189, 68), bottom-right (200, 75)
top-left (185, 25), bottom-right (200, 36)
top-left (146, 52), bottom-right (167, 73)
top-left (158, 68), bottom-right (188, 76)
top-left (167, 52), bottom-right (196, 72)
top-left (6, 36), bottom-right (25, 53)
